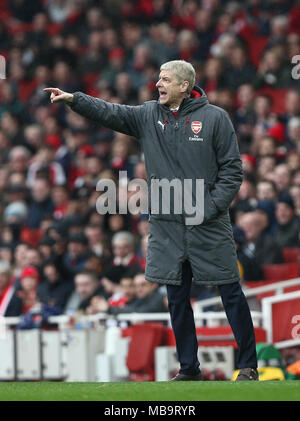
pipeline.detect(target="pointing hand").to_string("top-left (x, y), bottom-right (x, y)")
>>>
top-left (43, 87), bottom-right (74, 104)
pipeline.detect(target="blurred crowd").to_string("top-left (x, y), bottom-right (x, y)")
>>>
top-left (0, 0), bottom-right (300, 319)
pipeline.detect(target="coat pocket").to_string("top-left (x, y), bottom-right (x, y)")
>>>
top-left (202, 183), bottom-right (219, 225)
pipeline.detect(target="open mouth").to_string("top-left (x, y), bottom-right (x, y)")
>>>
top-left (159, 91), bottom-right (167, 99)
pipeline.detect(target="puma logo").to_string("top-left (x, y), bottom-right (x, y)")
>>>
top-left (158, 120), bottom-right (165, 131)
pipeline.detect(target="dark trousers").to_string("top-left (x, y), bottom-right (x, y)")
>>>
top-left (166, 260), bottom-right (257, 375)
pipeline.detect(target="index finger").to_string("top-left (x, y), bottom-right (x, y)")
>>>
top-left (43, 87), bottom-right (59, 93)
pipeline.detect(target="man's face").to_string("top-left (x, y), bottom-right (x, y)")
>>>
top-left (44, 265), bottom-right (58, 283)
top-left (121, 278), bottom-right (135, 301)
top-left (85, 256), bottom-right (104, 274)
top-left (276, 202), bottom-right (294, 225)
top-left (274, 166), bottom-right (291, 192)
top-left (134, 274), bottom-right (153, 299)
top-left (257, 182), bottom-right (276, 201)
top-left (239, 214), bottom-right (263, 242)
top-left (68, 241), bottom-right (86, 258)
top-left (75, 274), bottom-right (97, 300)
top-left (156, 70), bottom-right (188, 108)
top-left (32, 179), bottom-right (51, 202)
top-left (113, 240), bottom-right (132, 258)
top-left (26, 249), bottom-right (42, 266)
top-left (21, 276), bottom-right (38, 292)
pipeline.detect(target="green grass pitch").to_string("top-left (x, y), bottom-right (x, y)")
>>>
top-left (0, 381), bottom-right (299, 401)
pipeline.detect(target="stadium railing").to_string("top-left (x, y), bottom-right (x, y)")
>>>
top-left (2, 310), bottom-right (263, 329)
top-left (193, 278), bottom-right (300, 314)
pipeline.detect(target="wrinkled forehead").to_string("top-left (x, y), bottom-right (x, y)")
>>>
top-left (158, 69), bottom-right (176, 80)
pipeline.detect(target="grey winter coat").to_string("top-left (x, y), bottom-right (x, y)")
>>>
top-left (69, 87), bottom-right (243, 286)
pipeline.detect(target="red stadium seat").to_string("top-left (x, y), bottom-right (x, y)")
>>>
top-left (126, 323), bottom-right (166, 381)
top-left (263, 262), bottom-right (299, 281)
top-left (283, 248), bottom-right (300, 264)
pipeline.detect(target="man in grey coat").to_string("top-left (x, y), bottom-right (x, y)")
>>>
top-left (44, 60), bottom-right (258, 381)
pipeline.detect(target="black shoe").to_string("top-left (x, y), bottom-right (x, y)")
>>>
top-left (170, 372), bottom-right (202, 381)
top-left (236, 368), bottom-right (259, 381)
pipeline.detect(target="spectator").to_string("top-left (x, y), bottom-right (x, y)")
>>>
top-left (38, 236), bottom-right (56, 261)
top-left (64, 269), bottom-right (106, 314)
top-left (0, 261), bottom-right (21, 317)
top-left (0, 244), bottom-right (14, 266)
top-left (63, 232), bottom-right (89, 279)
top-left (274, 164), bottom-right (292, 194)
top-left (275, 194), bottom-right (300, 248)
top-left (10, 266), bottom-right (42, 315)
top-left (8, 146), bottom-right (31, 174)
top-left (253, 49), bottom-right (291, 89)
top-left (256, 179), bottom-right (278, 202)
top-left (37, 262), bottom-right (73, 312)
top-left (84, 223), bottom-right (106, 257)
top-left (254, 136), bottom-right (277, 158)
top-left (202, 57), bottom-right (225, 94)
top-left (255, 199), bottom-right (278, 236)
top-left (85, 253), bottom-right (106, 278)
top-left (234, 83), bottom-right (256, 145)
top-left (52, 185), bottom-right (70, 219)
top-left (224, 46), bottom-right (256, 90)
top-left (287, 117), bottom-right (300, 153)
top-left (27, 145), bottom-right (66, 188)
top-left (237, 212), bottom-right (284, 281)
top-left (231, 179), bottom-right (256, 222)
top-left (290, 184), bottom-right (300, 217)
top-left (91, 273), bottom-right (167, 315)
top-left (87, 276), bottom-right (136, 315)
top-left (27, 177), bottom-right (55, 229)
top-left (25, 246), bottom-right (43, 270)
top-left (253, 95), bottom-right (275, 128)
top-left (283, 90), bottom-right (300, 124)
top-left (256, 156), bottom-right (277, 182)
top-left (100, 264), bottom-right (129, 298)
top-left (111, 231), bottom-right (142, 275)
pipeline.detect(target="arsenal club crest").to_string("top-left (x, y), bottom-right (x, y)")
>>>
top-left (191, 121), bottom-right (202, 134)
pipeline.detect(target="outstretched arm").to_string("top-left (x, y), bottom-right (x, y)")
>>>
top-left (43, 88), bottom-right (145, 138)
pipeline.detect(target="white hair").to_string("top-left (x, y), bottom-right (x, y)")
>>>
top-left (9, 146), bottom-right (31, 161)
top-left (160, 60), bottom-right (196, 94)
top-left (112, 231), bottom-right (135, 246)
